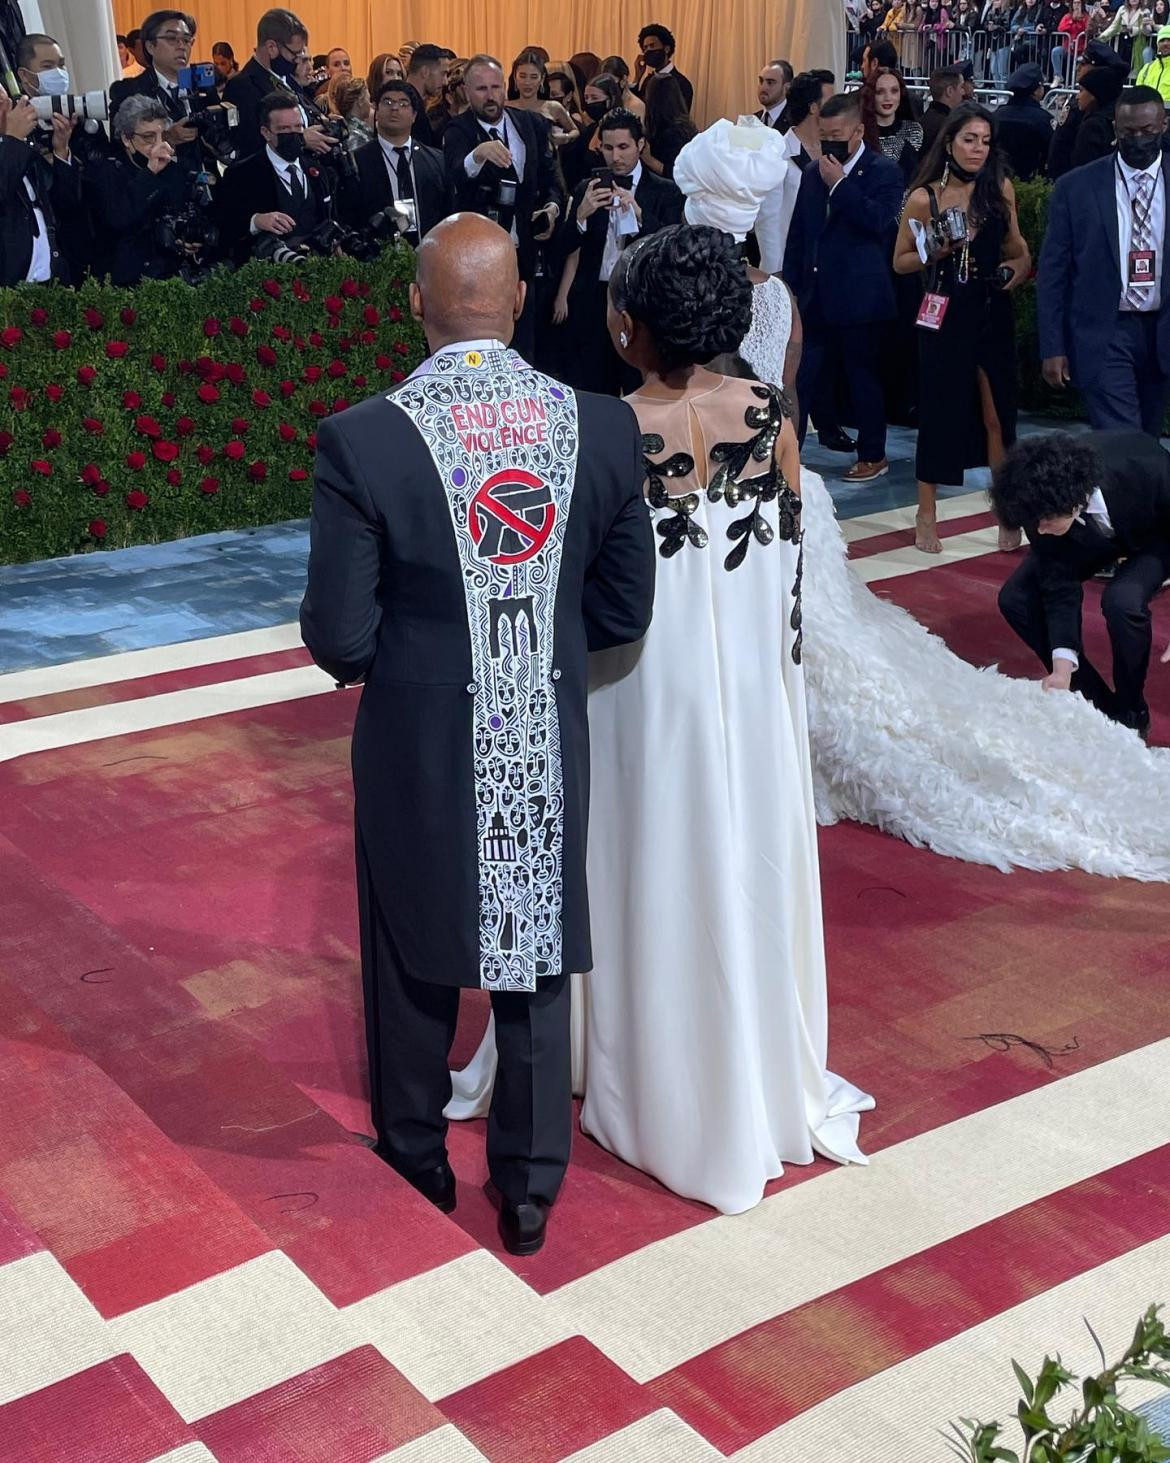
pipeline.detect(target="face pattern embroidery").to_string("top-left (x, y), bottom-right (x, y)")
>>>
top-left (392, 347), bottom-right (579, 992)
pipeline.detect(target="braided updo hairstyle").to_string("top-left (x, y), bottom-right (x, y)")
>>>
top-left (609, 225), bottom-right (754, 374)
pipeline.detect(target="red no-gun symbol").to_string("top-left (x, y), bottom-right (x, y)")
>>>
top-left (469, 469), bottom-right (556, 565)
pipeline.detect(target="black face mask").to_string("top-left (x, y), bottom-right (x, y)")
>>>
top-left (585, 99), bottom-right (609, 121)
top-left (1118, 134), bottom-right (1164, 170)
top-left (642, 47), bottom-right (667, 71)
top-left (821, 139), bottom-right (851, 163)
top-left (946, 153), bottom-right (981, 182)
top-left (272, 132), bottom-right (305, 162)
top-left (270, 52), bottom-right (296, 79)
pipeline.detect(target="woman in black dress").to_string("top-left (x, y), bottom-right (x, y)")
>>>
top-left (894, 105), bottom-right (1031, 554)
top-left (642, 73), bottom-right (697, 179)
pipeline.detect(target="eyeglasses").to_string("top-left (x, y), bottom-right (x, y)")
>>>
top-left (155, 31), bottom-right (192, 44)
top-left (379, 97), bottom-right (414, 109)
top-left (133, 131), bottom-right (165, 143)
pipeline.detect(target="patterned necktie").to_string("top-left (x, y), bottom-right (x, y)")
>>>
top-left (1124, 170), bottom-right (1155, 310)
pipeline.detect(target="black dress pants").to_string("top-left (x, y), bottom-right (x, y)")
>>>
top-left (998, 546), bottom-right (1170, 725)
top-left (357, 834), bottom-right (572, 1207)
top-left (797, 320), bottom-right (888, 462)
top-left (1083, 313), bottom-right (1170, 438)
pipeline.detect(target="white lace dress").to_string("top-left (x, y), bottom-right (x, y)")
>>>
top-left (741, 275), bottom-right (1170, 880)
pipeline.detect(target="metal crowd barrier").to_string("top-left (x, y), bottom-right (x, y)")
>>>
top-left (848, 24), bottom-right (1089, 86)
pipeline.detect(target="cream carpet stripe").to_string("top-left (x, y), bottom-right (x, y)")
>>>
top-left (839, 489), bottom-right (991, 544)
top-left (853, 524), bottom-right (1002, 584)
top-left (562, 1410), bottom-right (725, 1461)
top-left (0, 665), bottom-right (337, 764)
top-left (0, 1253), bottom-right (115, 1406)
top-left (735, 1234), bottom-right (1170, 1461)
top-left (0, 623), bottom-right (305, 704)
top-left (545, 1039), bottom-right (1170, 1382)
top-left (374, 1426), bottom-right (490, 1462)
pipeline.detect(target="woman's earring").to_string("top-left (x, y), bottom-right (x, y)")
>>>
top-left (620, 330), bottom-right (629, 348)
top-left (942, 159), bottom-right (951, 187)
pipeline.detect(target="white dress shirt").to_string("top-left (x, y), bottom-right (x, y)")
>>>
top-left (250, 146), bottom-right (309, 233)
top-left (379, 134), bottom-right (416, 204)
top-left (464, 111), bottom-right (526, 182)
top-left (155, 72), bottom-right (191, 117)
top-left (23, 174), bottom-right (52, 283)
top-left (1052, 488), bottom-right (1114, 668)
top-left (762, 99), bottom-right (787, 128)
top-left (1116, 153), bottom-right (1164, 312)
top-left (592, 161), bottom-right (643, 282)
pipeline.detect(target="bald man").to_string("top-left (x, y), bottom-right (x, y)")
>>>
top-left (301, 215), bottom-right (655, 1257)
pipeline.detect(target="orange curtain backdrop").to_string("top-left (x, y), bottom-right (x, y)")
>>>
top-left (110, 1), bottom-right (845, 126)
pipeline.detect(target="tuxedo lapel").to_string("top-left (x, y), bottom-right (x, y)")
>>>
top-left (1095, 161), bottom-right (1121, 280)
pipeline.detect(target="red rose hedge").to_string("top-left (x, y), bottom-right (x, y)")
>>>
top-left (0, 249), bottom-right (424, 563)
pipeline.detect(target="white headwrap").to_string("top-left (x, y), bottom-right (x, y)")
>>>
top-left (672, 116), bottom-right (792, 241)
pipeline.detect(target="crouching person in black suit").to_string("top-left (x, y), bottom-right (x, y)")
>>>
top-left (87, 95), bottom-right (194, 285)
top-left (215, 92), bottom-right (334, 264)
top-left (344, 80), bottom-right (451, 245)
top-left (992, 430), bottom-right (1170, 740)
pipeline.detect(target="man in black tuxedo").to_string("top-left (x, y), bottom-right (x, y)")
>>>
top-left (443, 54), bottom-right (563, 361)
top-left (993, 430), bottom-right (1170, 739)
top-left (783, 92), bottom-right (904, 482)
top-left (1038, 88), bottom-right (1170, 439)
top-left (109, 9), bottom-right (205, 171)
top-left (300, 214), bottom-right (655, 1256)
top-left (0, 92), bottom-right (82, 288)
top-left (405, 44), bottom-right (449, 148)
top-left (554, 108), bottom-right (683, 394)
top-left (214, 93), bottom-right (334, 264)
top-left (223, 8), bottom-right (337, 164)
top-left (756, 59), bottom-right (794, 132)
top-left (633, 24), bottom-right (694, 112)
top-left (345, 81), bottom-right (450, 243)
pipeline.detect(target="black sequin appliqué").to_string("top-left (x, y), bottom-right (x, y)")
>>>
top-left (641, 432), bottom-right (707, 557)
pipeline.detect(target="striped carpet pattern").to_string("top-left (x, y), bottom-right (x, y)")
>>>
top-left (1, 497), bottom-right (1168, 1463)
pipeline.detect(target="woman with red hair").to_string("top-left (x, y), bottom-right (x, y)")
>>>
top-left (860, 66), bottom-right (924, 182)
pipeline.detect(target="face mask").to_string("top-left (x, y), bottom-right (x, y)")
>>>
top-left (270, 52), bottom-right (296, 79)
top-left (642, 47), bottom-right (667, 71)
top-left (946, 153), bottom-right (981, 182)
top-left (273, 132), bottom-right (305, 162)
top-left (1118, 134), bottom-right (1163, 169)
top-left (821, 139), bottom-right (851, 163)
top-left (585, 99), bottom-right (609, 120)
top-left (38, 67), bottom-right (70, 95)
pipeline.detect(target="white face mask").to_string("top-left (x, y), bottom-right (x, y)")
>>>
top-left (38, 67), bottom-right (70, 95)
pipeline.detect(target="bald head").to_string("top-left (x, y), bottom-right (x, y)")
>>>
top-left (411, 214), bottom-right (524, 352)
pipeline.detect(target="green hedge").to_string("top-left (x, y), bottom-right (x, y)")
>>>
top-left (1013, 177), bottom-right (1085, 422)
top-left (0, 247), bottom-right (426, 565)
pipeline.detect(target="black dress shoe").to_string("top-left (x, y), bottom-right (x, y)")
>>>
top-left (498, 1199), bottom-right (549, 1256)
top-left (375, 1148), bottom-right (457, 1214)
top-left (818, 427), bottom-right (857, 453)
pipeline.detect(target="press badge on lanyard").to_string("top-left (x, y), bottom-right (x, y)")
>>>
top-left (916, 292), bottom-right (950, 330)
top-left (1129, 249), bottom-right (1156, 289)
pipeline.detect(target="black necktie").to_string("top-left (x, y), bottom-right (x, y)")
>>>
top-left (286, 164), bottom-right (305, 209)
top-left (394, 146), bottom-right (414, 199)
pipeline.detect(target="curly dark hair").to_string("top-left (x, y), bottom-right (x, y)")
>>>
top-left (609, 225), bottom-right (754, 374)
top-left (909, 102), bottom-right (1008, 227)
top-left (989, 433), bottom-right (1102, 531)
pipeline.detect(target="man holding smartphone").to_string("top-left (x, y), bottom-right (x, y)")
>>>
top-left (552, 107), bottom-right (683, 393)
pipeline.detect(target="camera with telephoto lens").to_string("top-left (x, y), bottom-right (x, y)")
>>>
top-left (319, 115), bottom-right (362, 182)
top-left (156, 166), bottom-right (220, 284)
top-left (28, 90), bottom-right (108, 124)
top-left (175, 62), bottom-right (238, 164)
top-left (928, 205), bottom-right (968, 256)
top-left (257, 216), bottom-right (382, 265)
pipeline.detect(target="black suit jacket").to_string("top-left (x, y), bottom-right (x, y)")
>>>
top-left (86, 152), bottom-right (192, 285)
top-left (300, 370), bottom-right (655, 988)
top-left (563, 168), bottom-right (684, 290)
top-left (0, 137), bottom-right (82, 286)
top-left (1027, 430), bottom-right (1170, 653)
top-left (109, 66), bottom-right (204, 171)
top-left (346, 137), bottom-right (451, 239)
top-left (214, 148), bottom-right (334, 264)
top-left (222, 57), bottom-right (295, 160)
top-left (443, 106), bottom-right (564, 280)
top-left (782, 146), bottom-right (904, 327)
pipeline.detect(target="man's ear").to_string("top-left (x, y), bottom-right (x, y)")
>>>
top-left (514, 279), bottom-right (528, 321)
top-left (409, 281), bottom-right (424, 325)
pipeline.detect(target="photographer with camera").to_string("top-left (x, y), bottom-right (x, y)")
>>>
top-left (215, 93), bottom-right (336, 265)
top-left (0, 88), bottom-right (82, 287)
top-left (17, 33), bottom-right (111, 168)
top-left (87, 95), bottom-right (203, 286)
top-left (109, 11), bottom-right (204, 170)
top-left (344, 80), bottom-right (450, 246)
top-left (225, 9), bottom-right (338, 163)
top-left (894, 104), bottom-right (1031, 554)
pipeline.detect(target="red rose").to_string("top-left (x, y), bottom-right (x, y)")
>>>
top-left (199, 476), bottom-right (220, 495)
top-left (11, 489), bottom-right (31, 507)
top-left (123, 391), bottom-right (143, 410)
top-left (204, 317), bottom-right (221, 338)
top-left (176, 416), bottom-right (195, 437)
top-left (333, 398), bottom-right (351, 413)
top-left (389, 306), bottom-right (402, 323)
top-left (197, 383), bottom-right (220, 404)
top-left (77, 366), bottom-right (97, 386)
top-left (166, 468), bottom-right (182, 486)
top-left (126, 489), bottom-right (149, 510)
top-left (289, 467), bottom-right (309, 482)
top-left (393, 341), bottom-right (408, 357)
top-left (376, 354), bottom-right (391, 370)
top-left (341, 279), bottom-right (359, 298)
top-left (252, 390), bottom-right (272, 408)
top-left (120, 307), bottom-right (137, 326)
top-left (177, 359), bottom-right (193, 375)
top-left (309, 331), bottom-right (324, 348)
top-left (30, 459), bottom-right (52, 476)
top-left (153, 440), bottom-right (179, 462)
top-left (358, 282), bottom-right (371, 297)
top-left (248, 460), bottom-right (267, 482)
top-left (390, 369), bottom-right (406, 383)
top-left (231, 418), bottom-right (250, 435)
top-left (279, 379), bottom-right (296, 398)
top-left (0, 431), bottom-right (12, 455)
top-left (293, 336), bottom-right (306, 351)
top-left (81, 464), bottom-right (102, 485)
top-left (338, 336), bottom-right (352, 352)
top-left (135, 413), bottom-right (160, 437)
top-left (29, 307), bottom-right (48, 326)
top-left (359, 331), bottom-right (375, 346)
top-left (88, 518), bottom-right (107, 539)
top-left (106, 340), bottom-right (128, 359)
top-left (262, 278), bottom-right (282, 298)
top-left (82, 417), bottom-right (104, 435)
top-left (257, 345), bottom-right (278, 367)
top-left (159, 391), bottom-right (175, 409)
top-left (293, 280), bottom-right (311, 302)
top-left (84, 307), bottom-right (104, 329)
top-left (195, 444), bottom-right (216, 465)
top-left (52, 330), bottom-right (72, 350)
top-left (0, 363), bottom-right (8, 378)
top-left (223, 440), bottom-right (246, 460)
top-left (328, 359), bottom-right (347, 379)
top-left (151, 353), bottom-right (167, 372)
top-left (229, 317), bottom-right (248, 338)
top-left (308, 399), bottom-right (328, 417)
top-left (306, 432), bottom-right (318, 451)
top-left (324, 294), bottom-right (344, 315)
top-left (279, 422), bottom-right (297, 441)
top-left (42, 429), bottom-right (61, 449)
top-left (225, 363), bottom-right (246, 385)
top-left (93, 479), bottom-right (110, 498)
top-left (1, 326), bottom-right (23, 349)
top-left (272, 324), bottom-right (292, 342)
top-left (9, 387), bottom-right (29, 410)
top-left (249, 297), bottom-right (267, 313)
top-left (126, 451), bottom-right (147, 471)
top-left (304, 365), bottom-right (323, 383)
top-left (45, 384), bottom-right (63, 403)
top-left (353, 375), bottom-right (367, 388)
